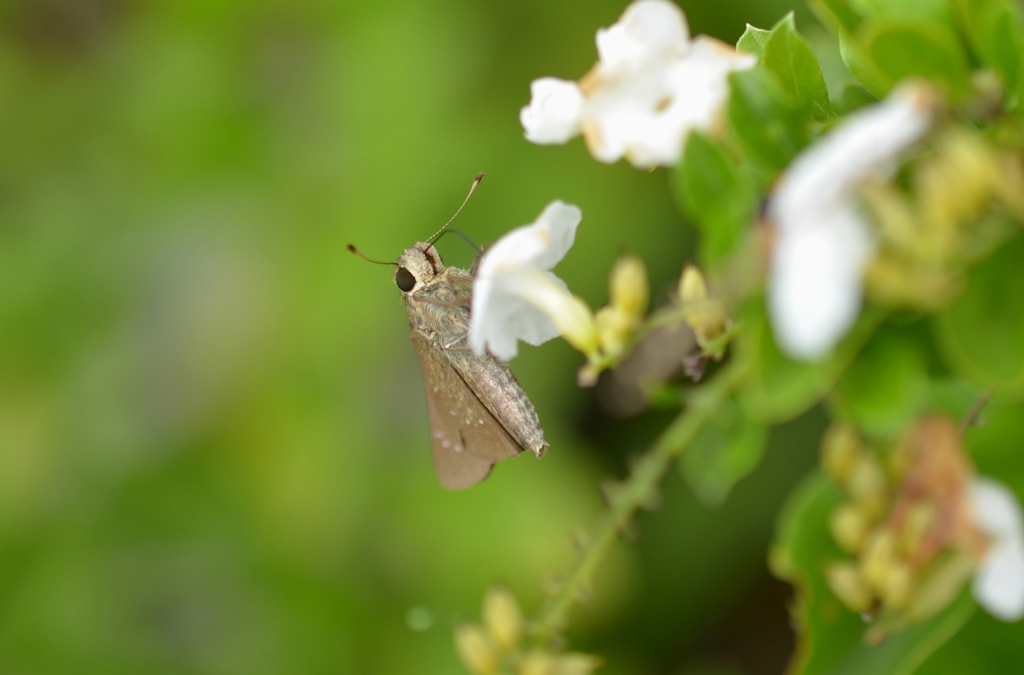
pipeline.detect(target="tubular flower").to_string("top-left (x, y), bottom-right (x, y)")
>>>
top-left (470, 201), bottom-right (597, 360)
top-left (767, 82), bottom-right (936, 360)
top-left (971, 478), bottom-right (1024, 621)
top-left (520, 0), bottom-right (754, 168)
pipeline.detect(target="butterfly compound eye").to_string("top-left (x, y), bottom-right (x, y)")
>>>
top-left (395, 267), bottom-right (416, 292)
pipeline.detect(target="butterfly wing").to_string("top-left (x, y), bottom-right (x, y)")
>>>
top-left (411, 331), bottom-right (522, 490)
top-left (447, 349), bottom-right (548, 457)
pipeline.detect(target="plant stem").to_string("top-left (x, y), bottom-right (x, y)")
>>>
top-left (529, 361), bottom-right (746, 645)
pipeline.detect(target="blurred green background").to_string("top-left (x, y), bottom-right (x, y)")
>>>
top-left (0, 0), bottom-right (840, 673)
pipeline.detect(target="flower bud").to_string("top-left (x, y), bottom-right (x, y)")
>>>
top-left (679, 264), bottom-right (708, 304)
top-left (847, 454), bottom-right (888, 517)
top-left (552, 653), bottom-right (603, 675)
top-left (482, 586), bottom-right (523, 655)
top-left (454, 623), bottom-right (498, 675)
top-left (899, 501), bottom-right (936, 559)
top-left (860, 531), bottom-right (899, 592)
top-left (830, 502), bottom-right (869, 554)
top-left (906, 552), bottom-right (975, 623)
top-left (820, 424), bottom-right (861, 482)
top-left (826, 562), bottom-right (873, 613)
top-left (609, 253), bottom-right (649, 319)
top-left (879, 561), bottom-right (914, 610)
top-left (518, 651), bottom-right (556, 675)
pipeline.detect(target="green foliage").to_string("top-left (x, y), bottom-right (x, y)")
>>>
top-left (727, 68), bottom-right (810, 173)
top-left (858, 20), bottom-right (970, 98)
top-left (681, 398), bottom-right (769, 506)
top-left (935, 234), bottom-right (1024, 396)
top-left (763, 14), bottom-right (837, 121)
top-left (831, 327), bottom-right (929, 439)
top-left (737, 24), bottom-right (771, 59)
top-left (674, 133), bottom-right (758, 266)
top-left (954, 0), bottom-right (1024, 107)
top-left (737, 305), bottom-right (886, 424)
top-left (772, 473), bottom-right (978, 675)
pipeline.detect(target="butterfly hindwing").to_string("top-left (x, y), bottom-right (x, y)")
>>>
top-left (411, 331), bottom-right (522, 490)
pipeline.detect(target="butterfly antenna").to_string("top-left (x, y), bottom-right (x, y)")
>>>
top-left (426, 173), bottom-right (486, 245)
top-left (347, 244), bottom-right (398, 266)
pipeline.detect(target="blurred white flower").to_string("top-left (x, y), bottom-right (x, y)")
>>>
top-left (470, 201), bottom-right (596, 360)
top-left (521, 78), bottom-right (585, 144)
top-left (971, 478), bottom-right (1024, 621)
top-left (768, 83), bottom-right (936, 360)
top-left (520, 0), bottom-right (754, 168)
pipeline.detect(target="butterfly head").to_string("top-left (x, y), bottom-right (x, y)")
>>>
top-left (395, 243), bottom-right (444, 294)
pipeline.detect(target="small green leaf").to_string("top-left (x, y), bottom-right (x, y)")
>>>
top-left (764, 14), bottom-right (836, 121)
top-left (934, 234), bottom-right (1024, 397)
top-left (674, 133), bottom-right (758, 266)
top-left (726, 69), bottom-right (809, 174)
top-left (737, 24), bottom-right (771, 60)
top-left (859, 19), bottom-right (971, 98)
top-left (839, 28), bottom-right (895, 98)
top-left (830, 327), bottom-right (929, 439)
top-left (681, 398), bottom-right (769, 506)
top-left (809, 0), bottom-right (863, 33)
top-left (772, 473), bottom-right (977, 675)
top-left (736, 303), bottom-right (885, 424)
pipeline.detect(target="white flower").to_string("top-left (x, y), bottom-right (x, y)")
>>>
top-left (470, 201), bottom-right (596, 360)
top-left (768, 83), bottom-right (936, 360)
top-left (971, 477), bottom-right (1024, 621)
top-left (521, 78), bottom-right (584, 144)
top-left (520, 0), bottom-right (754, 169)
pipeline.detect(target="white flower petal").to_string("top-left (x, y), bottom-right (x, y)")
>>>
top-left (521, 78), bottom-right (585, 144)
top-left (470, 202), bottom-right (583, 359)
top-left (766, 83), bottom-right (935, 361)
top-left (476, 201), bottom-right (581, 276)
top-left (624, 36), bottom-right (755, 167)
top-left (769, 206), bottom-right (874, 360)
top-left (973, 538), bottom-right (1024, 621)
top-left (971, 478), bottom-right (1024, 621)
top-left (771, 82), bottom-right (935, 228)
top-left (596, 0), bottom-right (689, 71)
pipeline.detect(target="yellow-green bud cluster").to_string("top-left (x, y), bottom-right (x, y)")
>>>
top-left (678, 264), bottom-right (732, 359)
top-left (864, 128), bottom-right (1024, 310)
top-left (596, 254), bottom-right (650, 359)
top-left (578, 254), bottom-right (651, 385)
top-left (819, 418), bottom-right (989, 628)
top-left (454, 586), bottom-right (602, 675)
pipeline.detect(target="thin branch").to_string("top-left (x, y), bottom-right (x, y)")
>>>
top-left (529, 361), bottom-right (746, 645)
top-left (958, 388), bottom-right (993, 437)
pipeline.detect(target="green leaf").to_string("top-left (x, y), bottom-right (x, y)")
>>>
top-left (851, 0), bottom-right (953, 22)
top-left (858, 19), bottom-right (971, 98)
top-left (916, 610), bottom-right (1024, 675)
top-left (737, 303), bottom-right (886, 424)
top-left (764, 14), bottom-right (836, 121)
top-left (681, 398), bottom-right (769, 506)
top-left (839, 28), bottom-right (895, 98)
top-left (772, 473), bottom-right (978, 675)
top-left (737, 24), bottom-right (771, 60)
top-left (809, 0), bottom-right (863, 34)
top-left (674, 133), bottom-right (758, 266)
top-left (726, 68), bottom-right (809, 174)
top-left (955, 0), bottom-right (1024, 107)
top-left (830, 327), bottom-right (929, 439)
top-left (934, 234), bottom-right (1024, 397)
